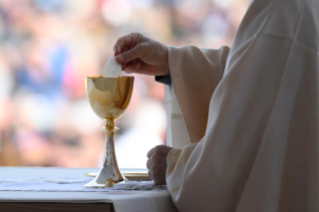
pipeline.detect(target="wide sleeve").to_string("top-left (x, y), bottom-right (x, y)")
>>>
top-left (166, 143), bottom-right (197, 188)
top-left (167, 45), bottom-right (230, 144)
top-left (165, 45), bottom-right (229, 192)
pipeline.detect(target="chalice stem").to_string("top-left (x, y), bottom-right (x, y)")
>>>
top-left (103, 118), bottom-right (116, 167)
top-left (103, 136), bottom-right (115, 168)
top-left (102, 118), bottom-right (121, 176)
top-left (83, 118), bottom-right (126, 188)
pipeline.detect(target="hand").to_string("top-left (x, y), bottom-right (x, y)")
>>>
top-left (146, 145), bottom-right (172, 185)
top-left (113, 33), bottom-right (169, 76)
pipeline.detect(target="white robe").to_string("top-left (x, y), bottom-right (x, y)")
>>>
top-left (165, 0), bottom-right (319, 211)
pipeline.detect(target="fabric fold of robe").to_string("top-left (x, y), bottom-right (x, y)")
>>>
top-left (165, 0), bottom-right (319, 211)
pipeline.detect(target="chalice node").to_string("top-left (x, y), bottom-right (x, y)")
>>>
top-left (84, 76), bottom-right (134, 188)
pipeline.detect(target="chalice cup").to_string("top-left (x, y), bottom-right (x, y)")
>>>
top-left (84, 76), bottom-right (134, 188)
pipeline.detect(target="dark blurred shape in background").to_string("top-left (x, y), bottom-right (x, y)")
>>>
top-left (0, 0), bottom-right (249, 168)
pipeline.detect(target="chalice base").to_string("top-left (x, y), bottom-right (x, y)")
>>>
top-left (83, 134), bottom-right (126, 188)
top-left (84, 167), bottom-right (127, 188)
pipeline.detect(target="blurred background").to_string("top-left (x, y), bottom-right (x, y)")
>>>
top-left (0, 0), bottom-right (249, 168)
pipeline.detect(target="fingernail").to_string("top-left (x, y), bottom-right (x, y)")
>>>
top-left (116, 55), bottom-right (124, 62)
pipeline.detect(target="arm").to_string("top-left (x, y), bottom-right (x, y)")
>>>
top-left (164, 45), bottom-right (229, 199)
top-left (112, 34), bottom-right (230, 185)
top-left (168, 45), bottom-right (230, 143)
top-left (148, 46), bottom-right (230, 185)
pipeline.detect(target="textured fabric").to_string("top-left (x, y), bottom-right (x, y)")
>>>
top-left (165, 0), bottom-right (319, 211)
top-left (168, 45), bottom-right (230, 143)
top-left (0, 167), bottom-right (177, 212)
top-left (0, 177), bottom-right (166, 191)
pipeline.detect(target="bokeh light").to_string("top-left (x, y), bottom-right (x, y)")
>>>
top-left (0, 0), bottom-right (250, 168)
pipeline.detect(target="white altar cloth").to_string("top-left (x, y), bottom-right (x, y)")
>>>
top-left (0, 167), bottom-right (177, 212)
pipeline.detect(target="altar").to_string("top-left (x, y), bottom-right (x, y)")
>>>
top-left (0, 167), bottom-right (177, 212)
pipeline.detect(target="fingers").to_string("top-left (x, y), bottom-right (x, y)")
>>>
top-left (113, 33), bottom-right (169, 76)
top-left (113, 33), bottom-right (141, 55)
top-left (146, 145), bottom-right (172, 185)
top-left (148, 164), bottom-right (167, 185)
top-left (147, 145), bottom-right (168, 158)
top-left (147, 158), bottom-right (167, 185)
top-left (115, 43), bottom-right (147, 65)
top-left (124, 60), bottom-right (142, 73)
top-left (147, 147), bottom-right (156, 158)
top-left (146, 154), bottom-right (162, 169)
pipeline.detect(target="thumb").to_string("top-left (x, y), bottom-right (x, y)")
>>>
top-left (115, 44), bottom-right (147, 64)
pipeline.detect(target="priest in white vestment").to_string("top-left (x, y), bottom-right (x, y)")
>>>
top-left (113, 0), bottom-right (319, 211)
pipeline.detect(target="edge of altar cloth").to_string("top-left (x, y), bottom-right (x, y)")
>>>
top-left (0, 191), bottom-right (177, 212)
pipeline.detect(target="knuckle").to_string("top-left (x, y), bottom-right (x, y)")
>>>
top-left (116, 36), bottom-right (124, 44)
top-left (154, 145), bottom-right (162, 152)
top-left (131, 32), bottom-right (141, 38)
top-left (130, 32), bottom-right (137, 37)
top-left (154, 145), bottom-right (167, 154)
top-left (147, 149), bottom-right (154, 158)
top-left (138, 43), bottom-right (148, 51)
top-left (151, 154), bottom-right (162, 162)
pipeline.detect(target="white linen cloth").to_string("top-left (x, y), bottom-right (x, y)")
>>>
top-left (0, 178), bottom-right (166, 192)
top-left (0, 167), bottom-right (177, 212)
top-left (165, 0), bottom-right (319, 211)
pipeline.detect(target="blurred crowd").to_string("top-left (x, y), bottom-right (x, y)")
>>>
top-left (0, 0), bottom-right (249, 168)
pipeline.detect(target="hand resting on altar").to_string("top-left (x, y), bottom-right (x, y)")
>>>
top-left (146, 145), bottom-right (172, 185)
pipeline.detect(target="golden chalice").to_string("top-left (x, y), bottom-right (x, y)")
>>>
top-left (84, 76), bottom-right (134, 188)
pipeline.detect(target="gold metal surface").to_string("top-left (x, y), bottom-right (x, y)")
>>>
top-left (83, 76), bottom-right (134, 188)
top-left (85, 76), bottom-right (134, 120)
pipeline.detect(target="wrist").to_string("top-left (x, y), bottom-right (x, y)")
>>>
top-left (163, 45), bottom-right (170, 75)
